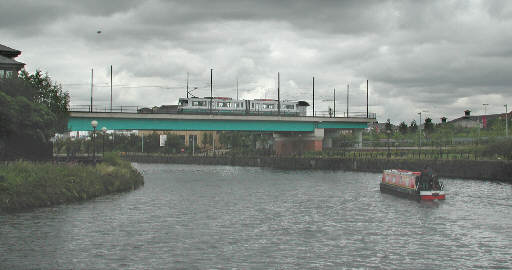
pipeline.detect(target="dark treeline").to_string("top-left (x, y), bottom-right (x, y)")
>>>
top-left (0, 70), bottom-right (69, 160)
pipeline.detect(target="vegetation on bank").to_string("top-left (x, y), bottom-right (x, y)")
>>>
top-left (0, 70), bottom-right (69, 160)
top-left (0, 153), bottom-right (143, 212)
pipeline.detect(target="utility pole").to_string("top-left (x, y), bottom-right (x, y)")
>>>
top-left (278, 72), bottom-right (280, 115)
top-left (346, 84), bottom-right (349, 117)
top-left (312, 77), bottom-right (315, 117)
top-left (236, 78), bottom-right (239, 100)
top-left (210, 69), bottom-right (213, 114)
top-left (187, 72), bottom-right (189, 98)
top-left (90, 68), bottom-right (94, 112)
top-left (110, 65), bottom-right (113, 112)
top-left (333, 88), bottom-right (336, 117)
top-left (366, 80), bottom-right (369, 118)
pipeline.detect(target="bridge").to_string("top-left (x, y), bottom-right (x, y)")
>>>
top-left (68, 112), bottom-right (376, 155)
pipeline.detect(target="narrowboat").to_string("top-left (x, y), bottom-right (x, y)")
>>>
top-left (380, 168), bottom-right (445, 201)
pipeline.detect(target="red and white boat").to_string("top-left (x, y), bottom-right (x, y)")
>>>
top-left (380, 169), bottom-right (445, 201)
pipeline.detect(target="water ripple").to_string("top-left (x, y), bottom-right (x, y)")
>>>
top-left (1, 163), bottom-right (511, 269)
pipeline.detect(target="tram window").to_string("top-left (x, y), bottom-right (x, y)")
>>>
top-left (192, 101), bottom-right (207, 106)
top-left (251, 103), bottom-right (254, 108)
top-left (285, 105), bottom-right (294, 109)
top-left (217, 102), bottom-right (231, 108)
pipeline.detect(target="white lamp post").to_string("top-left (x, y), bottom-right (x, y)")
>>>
top-left (91, 120), bottom-right (98, 160)
top-left (101, 127), bottom-right (107, 155)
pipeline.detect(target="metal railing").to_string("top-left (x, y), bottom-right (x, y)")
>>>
top-left (69, 105), bottom-right (377, 119)
top-left (69, 105), bottom-right (139, 113)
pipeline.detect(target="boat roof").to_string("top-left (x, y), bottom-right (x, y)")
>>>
top-left (384, 169), bottom-right (421, 176)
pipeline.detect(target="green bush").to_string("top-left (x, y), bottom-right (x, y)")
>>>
top-left (0, 160), bottom-right (144, 212)
top-left (481, 139), bottom-right (512, 160)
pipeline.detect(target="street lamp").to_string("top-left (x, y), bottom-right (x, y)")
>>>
top-left (91, 120), bottom-right (98, 161)
top-left (417, 110), bottom-right (428, 158)
top-left (101, 126), bottom-right (107, 155)
top-left (505, 104), bottom-right (509, 137)
top-left (386, 129), bottom-right (391, 158)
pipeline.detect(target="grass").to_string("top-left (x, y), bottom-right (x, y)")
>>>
top-left (0, 153), bottom-right (144, 212)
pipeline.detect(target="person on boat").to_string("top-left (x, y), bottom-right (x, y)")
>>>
top-left (420, 166), bottom-right (434, 190)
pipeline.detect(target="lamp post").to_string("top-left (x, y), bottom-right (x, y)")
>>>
top-left (386, 129), bottom-right (391, 158)
top-left (505, 104), bottom-right (509, 137)
top-left (418, 112), bottom-right (422, 157)
top-left (101, 127), bottom-right (107, 155)
top-left (91, 120), bottom-right (98, 161)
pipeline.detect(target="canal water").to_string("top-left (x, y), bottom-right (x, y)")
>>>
top-left (1, 163), bottom-right (511, 269)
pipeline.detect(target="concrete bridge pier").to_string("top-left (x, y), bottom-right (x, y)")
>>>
top-left (354, 129), bottom-right (363, 148)
top-left (323, 129), bottom-right (342, 149)
top-left (273, 128), bottom-right (324, 156)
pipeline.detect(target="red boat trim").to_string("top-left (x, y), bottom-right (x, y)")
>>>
top-left (420, 195), bottom-right (446, 200)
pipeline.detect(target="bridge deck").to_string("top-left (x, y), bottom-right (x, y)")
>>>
top-left (68, 112), bottom-right (375, 132)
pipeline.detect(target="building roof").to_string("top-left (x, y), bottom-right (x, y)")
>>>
top-left (0, 55), bottom-right (25, 69)
top-left (0, 44), bottom-right (22, 58)
top-left (449, 112), bottom-right (511, 123)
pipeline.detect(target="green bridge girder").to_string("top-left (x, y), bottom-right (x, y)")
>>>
top-left (68, 114), bottom-right (369, 132)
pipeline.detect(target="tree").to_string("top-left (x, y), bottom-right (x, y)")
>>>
top-left (424, 117), bottom-right (434, 135)
top-left (0, 71), bottom-right (69, 160)
top-left (385, 119), bottom-right (392, 132)
top-left (409, 120), bottom-right (418, 133)
top-left (398, 121), bottom-right (408, 135)
top-left (19, 70), bottom-right (70, 133)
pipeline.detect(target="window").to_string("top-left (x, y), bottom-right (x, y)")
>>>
top-left (192, 101), bottom-right (207, 106)
top-left (263, 104), bottom-right (274, 109)
top-left (217, 102), bottom-right (231, 108)
top-left (285, 105), bottom-right (295, 109)
top-left (0, 70), bottom-right (4, 79)
top-left (251, 103), bottom-right (254, 108)
top-left (235, 102), bottom-right (243, 108)
top-left (5, 71), bottom-right (14, 78)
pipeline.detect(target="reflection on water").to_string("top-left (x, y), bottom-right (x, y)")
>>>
top-left (1, 163), bottom-right (511, 269)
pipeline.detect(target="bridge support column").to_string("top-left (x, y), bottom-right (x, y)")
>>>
top-left (354, 129), bottom-right (363, 148)
top-left (323, 130), bottom-right (341, 149)
top-left (273, 128), bottom-right (324, 156)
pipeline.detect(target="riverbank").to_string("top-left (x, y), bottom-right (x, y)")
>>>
top-left (122, 154), bottom-right (512, 182)
top-left (0, 156), bottom-right (144, 212)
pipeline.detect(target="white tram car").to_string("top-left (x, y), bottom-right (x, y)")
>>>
top-left (177, 97), bottom-right (309, 116)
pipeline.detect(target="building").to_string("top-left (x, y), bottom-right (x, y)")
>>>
top-left (449, 109), bottom-right (512, 128)
top-left (0, 44), bottom-right (25, 78)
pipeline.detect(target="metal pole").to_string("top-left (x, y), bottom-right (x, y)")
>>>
top-left (333, 88), bottom-right (336, 117)
top-left (366, 80), bottom-right (369, 118)
top-left (312, 77), bottom-right (315, 116)
top-left (110, 65), bottom-right (113, 112)
top-left (346, 84), bottom-right (349, 117)
top-left (277, 72), bottom-right (280, 115)
top-left (506, 104), bottom-right (509, 137)
top-left (212, 132), bottom-right (215, 156)
top-left (418, 112), bottom-right (422, 156)
top-left (92, 126), bottom-right (96, 160)
top-left (237, 78), bottom-right (239, 100)
top-left (141, 132), bottom-right (144, 153)
top-left (90, 68), bottom-right (93, 112)
top-left (210, 69), bottom-right (213, 114)
top-left (187, 72), bottom-right (189, 98)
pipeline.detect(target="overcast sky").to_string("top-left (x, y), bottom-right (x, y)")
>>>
top-left (1, 0), bottom-right (511, 123)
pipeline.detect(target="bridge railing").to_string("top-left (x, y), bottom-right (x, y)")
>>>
top-left (69, 105), bottom-right (376, 119)
top-left (69, 105), bottom-right (140, 113)
top-left (313, 110), bottom-right (376, 119)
